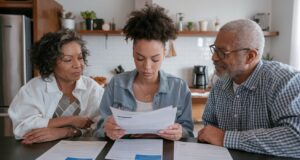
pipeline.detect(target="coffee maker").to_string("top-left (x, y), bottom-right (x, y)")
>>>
top-left (192, 65), bottom-right (208, 89)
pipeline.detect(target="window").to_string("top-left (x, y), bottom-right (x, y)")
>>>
top-left (290, 0), bottom-right (300, 70)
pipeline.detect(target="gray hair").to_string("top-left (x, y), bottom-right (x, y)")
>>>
top-left (219, 19), bottom-right (265, 58)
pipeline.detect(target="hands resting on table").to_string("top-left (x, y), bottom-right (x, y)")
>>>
top-left (197, 125), bottom-right (225, 146)
top-left (21, 116), bottom-right (225, 146)
top-left (103, 116), bottom-right (183, 141)
top-left (21, 116), bottom-right (93, 144)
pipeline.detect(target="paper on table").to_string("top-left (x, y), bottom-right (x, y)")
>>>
top-left (36, 140), bottom-right (107, 160)
top-left (110, 106), bottom-right (177, 134)
top-left (105, 139), bottom-right (163, 160)
top-left (174, 141), bottom-right (233, 160)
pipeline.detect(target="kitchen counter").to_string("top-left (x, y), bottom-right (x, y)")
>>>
top-left (0, 107), bottom-right (13, 137)
top-left (189, 88), bottom-right (209, 122)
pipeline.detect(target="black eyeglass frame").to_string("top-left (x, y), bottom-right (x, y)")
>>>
top-left (209, 44), bottom-right (256, 59)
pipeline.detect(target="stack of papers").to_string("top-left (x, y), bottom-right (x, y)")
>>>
top-left (174, 141), bottom-right (233, 160)
top-left (36, 140), bottom-right (107, 160)
top-left (110, 106), bottom-right (177, 134)
top-left (105, 139), bottom-right (163, 160)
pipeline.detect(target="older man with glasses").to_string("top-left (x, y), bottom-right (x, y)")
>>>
top-left (198, 19), bottom-right (300, 158)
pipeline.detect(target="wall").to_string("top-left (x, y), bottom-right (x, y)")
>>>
top-left (57, 0), bottom-right (134, 30)
top-left (271, 0), bottom-right (294, 64)
top-left (56, 0), bottom-right (275, 85)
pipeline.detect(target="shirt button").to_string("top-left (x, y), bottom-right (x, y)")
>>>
top-left (234, 114), bottom-right (238, 118)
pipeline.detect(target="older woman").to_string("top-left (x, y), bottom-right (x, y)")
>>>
top-left (96, 4), bottom-right (194, 140)
top-left (8, 29), bottom-right (104, 144)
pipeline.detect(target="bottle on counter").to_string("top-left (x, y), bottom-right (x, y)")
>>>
top-left (110, 18), bottom-right (116, 31)
top-left (214, 17), bottom-right (220, 31)
top-left (176, 12), bottom-right (184, 31)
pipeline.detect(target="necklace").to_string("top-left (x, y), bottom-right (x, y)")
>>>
top-left (134, 82), bottom-right (158, 102)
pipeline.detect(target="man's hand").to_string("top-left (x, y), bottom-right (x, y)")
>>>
top-left (22, 127), bottom-right (68, 144)
top-left (104, 116), bottom-right (125, 140)
top-left (197, 125), bottom-right (225, 146)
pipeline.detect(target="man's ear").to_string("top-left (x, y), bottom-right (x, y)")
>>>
top-left (246, 49), bottom-right (258, 64)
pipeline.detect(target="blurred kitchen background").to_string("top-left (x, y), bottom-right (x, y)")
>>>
top-left (56, 0), bottom-right (298, 84)
top-left (1, 0), bottom-right (299, 137)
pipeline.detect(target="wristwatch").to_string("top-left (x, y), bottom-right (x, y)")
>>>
top-left (73, 128), bottom-right (79, 136)
top-left (68, 127), bottom-right (80, 138)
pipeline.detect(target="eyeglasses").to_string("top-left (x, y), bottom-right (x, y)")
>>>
top-left (209, 44), bottom-right (253, 59)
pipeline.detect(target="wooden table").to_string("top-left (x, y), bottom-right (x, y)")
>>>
top-left (0, 137), bottom-right (298, 160)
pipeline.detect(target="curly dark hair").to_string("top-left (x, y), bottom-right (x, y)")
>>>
top-left (31, 29), bottom-right (89, 80)
top-left (123, 4), bottom-right (177, 45)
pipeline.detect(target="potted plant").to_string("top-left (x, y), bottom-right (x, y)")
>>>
top-left (61, 11), bottom-right (75, 30)
top-left (80, 10), bottom-right (97, 30)
top-left (187, 21), bottom-right (194, 31)
top-left (263, 53), bottom-right (273, 61)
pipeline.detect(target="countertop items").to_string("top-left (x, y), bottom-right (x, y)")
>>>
top-left (92, 76), bottom-right (107, 87)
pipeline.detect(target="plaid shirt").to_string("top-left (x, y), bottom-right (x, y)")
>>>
top-left (203, 60), bottom-right (300, 158)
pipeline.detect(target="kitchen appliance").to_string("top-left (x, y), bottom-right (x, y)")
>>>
top-left (253, 13), bottom-right (270, 31)
top-left (192, 65), bottom-right (208, 89)
top-left (0, 14), bottom-right (32, 108)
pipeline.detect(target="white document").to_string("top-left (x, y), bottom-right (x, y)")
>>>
top-left (36, 140), bottom-right (107, 160)
top-left (174, 141), bottom-right (233, 160)
top-left (110, 106), bottom-right (177, 134)
top-left (105, 139), bottom-right (163, 160)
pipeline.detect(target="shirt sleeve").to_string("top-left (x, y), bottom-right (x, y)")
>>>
top-left (224, 74), bottom-right (300, 158)
top-left (84, 80), bottom-right (104, 136)
top-left (8, 85), bottom-right (50, 139)
top-left (94, 78), bottom-right (114, 137)
top-left (177, 83), bottom-right (194, 138)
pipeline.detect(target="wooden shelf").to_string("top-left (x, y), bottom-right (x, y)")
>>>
top-left (178, 31), bottom-right (218, 36)
top-left (0, 1), bottom-right (32, 8)
top-left (78, 30), bottom-right (279, 37)
top-left (263, 31), bottom-right (279, 37)
top-left (78, 30), bottom-right (123, 36)
top-left (179, 31), bottom-right (279, 37)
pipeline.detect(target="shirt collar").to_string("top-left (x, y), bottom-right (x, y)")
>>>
top-left (46, 74), bottom-right (86, 93)
top-left (120, 69), bottom-right (169, 94)
top-left (241, 60), bottom-right (263, 90)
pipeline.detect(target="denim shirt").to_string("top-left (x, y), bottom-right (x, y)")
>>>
top-left (95, 69), bottom-right (194, 138)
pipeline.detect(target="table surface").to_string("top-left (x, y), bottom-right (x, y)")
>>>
top-left (0, 137), bottom-right (299, 160)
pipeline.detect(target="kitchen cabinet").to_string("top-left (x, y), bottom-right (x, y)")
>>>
top-left (190, 88), bottom-right (209, 122)
top-left (78, 30), bottom-right (279, 37)
top-left (0, 0), bottom-right (63, 42)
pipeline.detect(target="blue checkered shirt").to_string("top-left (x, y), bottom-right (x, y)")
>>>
top-left (203, 60), bottom-right (300, 158)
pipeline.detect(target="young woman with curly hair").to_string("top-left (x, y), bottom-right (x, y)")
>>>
top-left (96, 4), bottom-right (193, 141)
